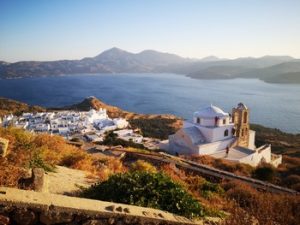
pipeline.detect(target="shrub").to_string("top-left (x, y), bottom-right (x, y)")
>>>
top-left (29, 151), bottom-right (54, 172)
top-left (226, 182), bottom-right (259, 208)
top-left (82, 171), bottom-right (203, 218)
top-left (253, 164), bottom-right (276, 182)
top-left (202, 181), bottom-right (224, 193)
top-left (130, 160), bottom-right (157, 173)
top-left (0, 127), bottom-right (125, 186)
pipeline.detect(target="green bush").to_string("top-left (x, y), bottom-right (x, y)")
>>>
top-left (81, 171), bottom-right (203, 218)
top-left (29, 151), bottom-right (54, 172)
top-left (200, 181), bottom-right (224, 199)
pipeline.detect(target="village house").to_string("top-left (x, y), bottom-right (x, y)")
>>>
top-left (1, 109), bottom-right (132, 141)
top-left (113, 129), bottom-right (143, 143)
top-left (168, 103), bottom-right (282, 167)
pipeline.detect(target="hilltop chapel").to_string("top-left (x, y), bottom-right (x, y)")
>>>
top-left (168, 103), bottom-right (282, 167)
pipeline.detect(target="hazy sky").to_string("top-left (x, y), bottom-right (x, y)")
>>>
top-left (1, 0), bottom-right (300, 62)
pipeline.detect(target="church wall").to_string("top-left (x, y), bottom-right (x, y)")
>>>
top-left (196, 126), bottom-right (214, 142)
top-left (248, 130), bottom-right (256, 150)
top-left (238, 146), bottom-right (272, 167)
top-left (168, 132), bottom-right (199, 155)
top-left (198, 138), bottom-right (234, 155)
top-left (197, 124), bottom-right (234, 143)
top-left (193, 116), bottom-right (230, 127)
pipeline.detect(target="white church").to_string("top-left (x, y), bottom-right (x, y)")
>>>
top-left (168, 103), bottom-right (282, 167)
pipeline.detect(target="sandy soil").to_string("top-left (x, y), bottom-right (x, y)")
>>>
top-left (45, 166), bottom-right (98, 195)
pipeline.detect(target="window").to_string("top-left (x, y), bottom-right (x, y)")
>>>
top-left (243, 112), bottom-right (248, 123)
top-left (223, 119), bottom-right (226, 124)
top-left (224, 129), bottom-right (229, 137)
top-left (196, 117), bottom-right (200, 124)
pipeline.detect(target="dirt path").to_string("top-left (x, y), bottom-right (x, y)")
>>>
top-left (45, 166), bottom-right (98, 195)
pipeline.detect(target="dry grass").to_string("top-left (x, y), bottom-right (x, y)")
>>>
top-left (222, 180), bottom-right (300, 225)
top-left (0, 127), bottom-right (125, 186)
top-left (130, 160), bottom-right (157, 173)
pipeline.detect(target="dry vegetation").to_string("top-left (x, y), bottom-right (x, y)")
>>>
top-left (0, 127), bottom-right (125, 186)
top-left (185, 154), bottom-right (300, 191)
top-left (158, 163), bottom-right (300, 225)
top-left (0, 97), bottom-right (45, 117)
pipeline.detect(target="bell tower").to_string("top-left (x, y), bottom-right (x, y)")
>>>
top-left (232, 103), bottom-right (250, 148)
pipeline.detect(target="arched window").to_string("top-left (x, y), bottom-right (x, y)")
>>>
top-left (224, 129), bottom-right (229, 137)
top-left (196, 117), bottom-right (200, 124)
top-left (243, 111), bottom-right (248, 123)
top-left (223, 119), bottom-right (226, 124)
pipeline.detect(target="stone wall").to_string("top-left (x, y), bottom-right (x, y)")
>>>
top-left (0, 187), bottom-right (219, 225)
top-left (0, 137), bottom-right (9, 157)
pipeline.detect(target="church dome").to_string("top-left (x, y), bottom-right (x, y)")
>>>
top-left (194, 104), bottom-right (229, 118)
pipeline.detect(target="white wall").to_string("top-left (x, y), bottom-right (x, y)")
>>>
top-left (198, 138), bottom-right (234, 155)
top-left (248, 130), bottom-right (256, 150)
top-left (193, 116), bottom-right (231, 127)
top-left (197, 124), bottom-right (234, 143)
top-left (238, 145), bottom-right (272, 167)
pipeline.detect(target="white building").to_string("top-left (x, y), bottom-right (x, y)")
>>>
top-left (168, 103), bottom-right (282, 167)
top-left (2, 108), bottom-right (130, 143)
top-left (113, 129), bottom-right (143, 143)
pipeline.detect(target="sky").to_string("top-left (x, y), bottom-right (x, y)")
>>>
top-left (0, 0), bottom-right (300, 62)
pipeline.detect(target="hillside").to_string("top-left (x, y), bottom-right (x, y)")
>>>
top-left (0, 97), bottom-right (45, 117)
top-left (1, 48), bottom-right (300, 84)
top-left (65, 96), bottom-right (183, 139)
top-left (0, 97), bottom-right (299, 224)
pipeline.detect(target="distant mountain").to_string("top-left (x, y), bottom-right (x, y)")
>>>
top-left (0, 48), bottom-right (299, 83)
top-left (185, 56), bottom-right (300, 83)
top-left (200, 56), bottom-right (221, 62)
top-left (0, 48), bottom-right (192, 77)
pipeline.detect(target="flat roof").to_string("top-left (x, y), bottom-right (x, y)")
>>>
top-left (208, 146), bottom-right (254, 161)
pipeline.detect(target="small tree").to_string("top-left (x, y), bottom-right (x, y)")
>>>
top-left (81, 171), bottom-right (203, 218)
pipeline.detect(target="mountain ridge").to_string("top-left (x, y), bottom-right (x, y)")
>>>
top-left (1, 47), bottom-right (300, 83)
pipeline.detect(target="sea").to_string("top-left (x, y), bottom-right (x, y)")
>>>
top-left (0, 73), bottom-right (299, 134)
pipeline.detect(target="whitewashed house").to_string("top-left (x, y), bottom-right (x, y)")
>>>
top-left (114, 129), bottom-right (143, 143)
